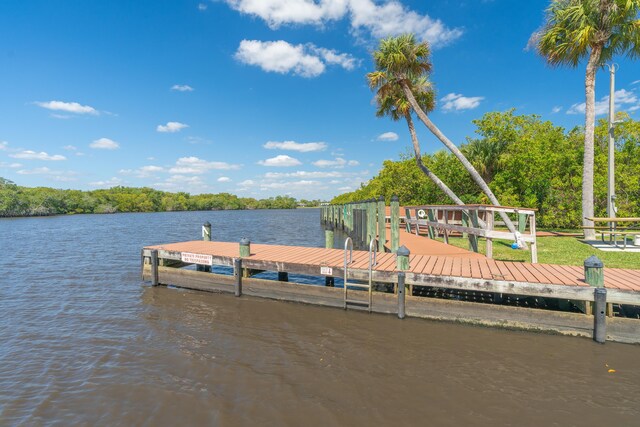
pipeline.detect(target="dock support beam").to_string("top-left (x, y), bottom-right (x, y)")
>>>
top-left (150, 249), bottom-right (159, 286)
top-left (397, 272), bottom-right (406, 319)
top-left (234, 258), bottom-right (242, 297)
top-left (594, 288), bottom-right (607, 343)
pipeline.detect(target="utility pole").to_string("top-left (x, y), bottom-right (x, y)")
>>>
top-left (606, 63), bottom-right (617, 229)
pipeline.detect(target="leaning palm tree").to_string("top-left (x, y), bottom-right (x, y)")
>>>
top-left (369, 73), bottom-right (466, 205)
top-left (371, 34), bottom-right (518, 235)
top-left (533, 0), bottom-right (640, 239)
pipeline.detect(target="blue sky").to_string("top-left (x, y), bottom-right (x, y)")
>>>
top-left (1, 0), bottom-right (639, 200)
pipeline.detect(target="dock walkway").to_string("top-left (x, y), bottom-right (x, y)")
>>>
top-left (142, 240), bottom-right (640, 343)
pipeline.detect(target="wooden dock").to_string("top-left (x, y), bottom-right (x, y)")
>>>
top-left (142, 240), bottom-right (640, 344)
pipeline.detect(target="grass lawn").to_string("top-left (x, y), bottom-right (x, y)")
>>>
top-left (442, 234), bottom-right (640, 269)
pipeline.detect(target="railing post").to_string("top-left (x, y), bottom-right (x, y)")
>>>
top-left (199, 221), bottom-right (212, 272)
top-left (486, 210), bottom-right (494, 259)
top-left (377, 195), bottom-right (386, 252)
top-left (397, 272), bottom-right (406, 319)
top-left (150, 249), bottom-right (159, 286)
top-left (391, 195), bottom-right (399, 253)
top-left (427, 208), bottom-right (436, 239)
top-left (593, 288), bottom-right (607, 343)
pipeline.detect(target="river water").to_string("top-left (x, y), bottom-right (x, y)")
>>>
top-left (1, 209), bottom-right (639, 426)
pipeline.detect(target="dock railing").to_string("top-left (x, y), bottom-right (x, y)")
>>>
top-left (404, 204), bottom-right (538, 263)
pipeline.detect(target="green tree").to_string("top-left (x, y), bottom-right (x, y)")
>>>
top-left (534, 0), bottom-right (640, 238)
top-left (371, 34), bottom-right (518, 235)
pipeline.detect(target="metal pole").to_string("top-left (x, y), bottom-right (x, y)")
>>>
top-left (607, 64), bottom-right (617, 230)
top-left (234, 258), bottom-right (242, 297)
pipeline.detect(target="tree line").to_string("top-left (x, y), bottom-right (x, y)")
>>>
top-left (0, 181), bottom-right (323, 217)
top-left (331, 110), bottom-right (640, 229)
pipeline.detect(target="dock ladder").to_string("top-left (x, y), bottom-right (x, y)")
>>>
top-left (343, 237), bottom-right (376, 312)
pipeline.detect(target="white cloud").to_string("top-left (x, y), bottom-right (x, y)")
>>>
top-left (119, 165), bottom-right (165, 178)
top-left (16, 167), bottom-right (77, 182)
top-left (312, 157), bottom-right (359, 168)
top-left (153, 175), bottom-right (210, 193)
top-left (0, 162), bottom-right (22, 168)
top-left (34, 100), bottom-right (98, 115)
top-left (0, 141), bottom-right (7, 150)
top-left (263, 140), bottom-right (327, 152)
top-left (440, 93), bottom-right (484, 112)
top-left (10, 150), bottom-right (66, 161)
top-left (551, 106), bottom-right (562, 114)
top-left (632, 80), bottom-right (640, 85)
top-left (264, 171), bottom-right (344, 179)
top-left (157, 121), bottom-right (189, 133)
top-left (225, 0), bottom-right (462, 47)
top-left (198, 3), bottom-right (208, 10)
top-left (171, 84), bottom-right (194, 92)
top-left (169, 156), bottom-right (241, 174)
top-left (90, 177), bottom-right (123, 187)
top-left (90, 138), bottom-right (119, 150)
top-left (238, 179), bottom-right (256, 188)
top-left (63, 145), bottom-right (77, 151)
top-left (338, 186), bottom-right (352, 191)
top-left (217, 176), bottom-right (232, 182)
top-left (258, 154), bottom-right (302, 167)
top-left (567, 89), bottom-right (639, 116)
top-left (235, 40), bottom-right (356, 77)
top-left (349, 0), bottom-right (463, 47)
top-left (376, 131), bottom-right (398, 141)
top-left (259, 179), bottom-right (322, 189)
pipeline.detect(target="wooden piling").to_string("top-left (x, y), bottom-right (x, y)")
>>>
top-left (325, 224), bottom-right (334, 249)
top-left (234, 258), bottom-right (242, 297)
top-left (240, 238), bottom-right (251, 258)
top-left (390, 195), bottom-right (399, 253)
top-left (594, 288), bottom-right (607, 343)
top-left (150, 249), bottom-right (159, 286)
top-left (397, 272), bottom-right (406, 319)
top-left (584, 256), bottom-right (604, 287)
top-left (396, 245), bottom-right (410, 271)
top-left (367, 198), bottom-right (377, 246)
top-left (377, 196), bottom-right (386, 252)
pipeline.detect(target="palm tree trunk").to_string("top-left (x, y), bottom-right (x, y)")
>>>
top-left (400, 81), bottom-right (518, 235)
top-left (406, 113), bottom-right (487, 229)
top-left (405, 114), bottom-right (464, 204)
top-left (582, 46), bottom-right (602, 240)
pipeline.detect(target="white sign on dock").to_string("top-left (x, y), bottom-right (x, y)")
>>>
top-left (320, 266), bottom-right (333, 276)
top-left (181, 252), bottom-right (213, 266)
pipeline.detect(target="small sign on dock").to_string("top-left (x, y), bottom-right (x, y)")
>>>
top-left (320, 266), bottom-right (333, 276)
top-left (181, 252), bottom-right (213, 266)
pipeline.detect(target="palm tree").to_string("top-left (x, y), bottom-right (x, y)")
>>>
top-left (368, 72), bottom-right (466, 205)
top-left (534, 0), bottom-right (640, 239)
top-left (371, 34), bottom-right (518, 235)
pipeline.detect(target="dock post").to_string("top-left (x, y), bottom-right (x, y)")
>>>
top-left (325, 224), bottom-right (335, 286)
top-left (584, 256), bottom-right (604, 287)
top-left (377, 195), bottom-right (386, 252)
top-left (240, 238), bottom-right (251, 278)
top-left (390, 195), bottom-right (399, 253)
top-left (367, 198), bottom-right (376, 246)
top-left (584, 256), bottom-right (604, 316)
top-left (150, 249), bottom-right (159, 286)
top-left (396, 245), bottom-right (411, 296)
top-left (397, 272), bottom-right (406, 319)
top-left (325, 223), bottom-right (334, 249)
top-left (234, 258), bottom-right (242, 297)
top-left (593, 288), bottom-right (607, 343)
top-left (240, 238), bottom-right (251, 258)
